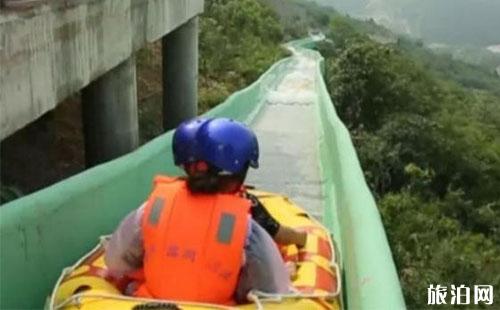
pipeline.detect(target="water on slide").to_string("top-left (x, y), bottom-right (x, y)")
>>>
top-left (246, 48), bottom-right (325, 221)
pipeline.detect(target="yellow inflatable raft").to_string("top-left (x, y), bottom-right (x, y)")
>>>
top-left (48, 190), bottom-right (341, 309)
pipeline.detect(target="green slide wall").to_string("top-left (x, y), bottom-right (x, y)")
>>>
top-left (301, 43), bottom-right (405, 309)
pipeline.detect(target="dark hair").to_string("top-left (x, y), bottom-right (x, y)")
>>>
top-left (186, 164), bottom-right (249, 194)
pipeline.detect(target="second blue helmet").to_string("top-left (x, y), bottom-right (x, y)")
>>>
top-left (196, 118), bottom-right (259, 174)
top-left (172, 117), bottom-right (211, 166)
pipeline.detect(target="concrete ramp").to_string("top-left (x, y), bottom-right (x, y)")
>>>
top-left (247, 53), bottom-right (324, 220)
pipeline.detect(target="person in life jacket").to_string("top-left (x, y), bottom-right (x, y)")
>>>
top-left (173, 117), bottom-right (307, 248)
top-left (104, 118), bottom-right (290, 304)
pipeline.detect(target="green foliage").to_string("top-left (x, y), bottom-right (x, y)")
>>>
top-left (327, 16), bottom-right (367, 50)
top-left (328, 16), bottom-right (394, 48)
top-left (138, 95), bottom-right (163, 144)
top-left (430, 44), bottom-right (500, 76)
top-left (261, 0), bottom-right (338, 40)
top-left (199, 0), bottom-right (286, 112)
top-left (327, 39), bottom-right (436, 130)
top-left (395, 37), bottom-right (500, 96)
top-left (322, 14), bottom-right (500, 309)
top-left (353, 113), bottom-right (443, 196)
top-left (379, 191), bottom-right (500, 309)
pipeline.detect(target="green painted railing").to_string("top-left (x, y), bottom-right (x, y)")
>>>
top-left (0, 39), bottom-right (405, 309)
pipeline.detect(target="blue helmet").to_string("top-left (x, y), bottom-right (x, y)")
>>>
top-left (172, 117), bottom-right (211, 166)
top-left (196, 118), bottom-right (259, 174)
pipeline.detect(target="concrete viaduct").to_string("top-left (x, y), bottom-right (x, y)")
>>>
top-left (0, 0), bottom-right (204, 166)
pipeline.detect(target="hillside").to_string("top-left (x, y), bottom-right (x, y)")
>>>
top-left (316, 13), bottom-right (500, 308)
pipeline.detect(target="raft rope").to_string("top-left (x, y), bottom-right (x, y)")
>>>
top-left (49, 236), bottom-right (341, 310)
top-left (52, 292), bottom-right (236, 310)
top-left (49, 236), bottom-right (234, 310)
top-left (49, 193), bottom-right (342, 310)
top-left (247, 290), bottom-right (339, 310)
top-left (247, 193), bottom-right (344, 308)
top-left (250, 191), bottom-right (339, 263)
top-left (48, 236), bottom-right (108, 310)
top-left (54, 290), bottom-right (339, 310)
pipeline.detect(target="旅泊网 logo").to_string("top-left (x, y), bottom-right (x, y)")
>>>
top-left (427, 284), bottom-right (493, 306)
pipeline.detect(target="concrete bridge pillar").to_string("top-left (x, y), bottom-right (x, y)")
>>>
top-left (82, 57), bottom-right (139, 167)
top-left (162, 17), bottom-right (199, 131)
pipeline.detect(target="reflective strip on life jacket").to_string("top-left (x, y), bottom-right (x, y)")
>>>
top-left (136, 176), bottom-right (250, 304)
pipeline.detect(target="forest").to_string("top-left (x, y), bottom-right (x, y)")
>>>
top-left (320, 12), bottom-right (500, 309)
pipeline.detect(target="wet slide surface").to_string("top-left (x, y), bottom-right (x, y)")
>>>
top-left (247, 51), bottom-right (324, 221)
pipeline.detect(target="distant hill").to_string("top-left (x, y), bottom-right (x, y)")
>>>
top-left (261, 0), bottom-right (339, 39)
top-left (316, 0), bottom-right (500, 46)
top-left (429, 44), bottom-right (500, 75)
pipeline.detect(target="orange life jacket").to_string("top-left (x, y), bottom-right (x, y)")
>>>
top-left (134, 176), bottom-right (250, 304)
